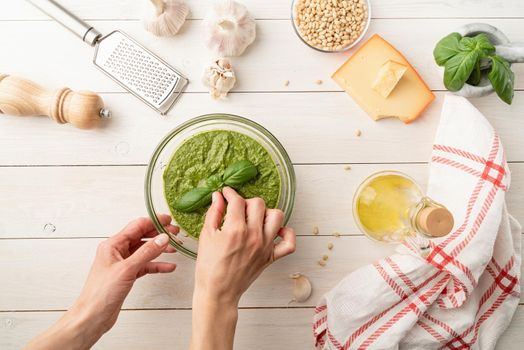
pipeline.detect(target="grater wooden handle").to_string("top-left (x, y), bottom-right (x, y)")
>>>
top-left (0, 74), bottom-right (110, 129)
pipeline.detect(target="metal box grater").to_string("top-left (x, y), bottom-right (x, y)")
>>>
top-left (28, 0), bottom-right (188, 115)
top-left (94, 31), bottom-right (188, 115)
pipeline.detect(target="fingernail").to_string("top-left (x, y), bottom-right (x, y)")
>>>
top-left (212, 192), bottom-right (219, 203)
top-left (154, 233), bottom-right (169, 246)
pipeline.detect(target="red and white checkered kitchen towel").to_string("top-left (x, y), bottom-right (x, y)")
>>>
top-left (313, 95), bottom-right (521, 350)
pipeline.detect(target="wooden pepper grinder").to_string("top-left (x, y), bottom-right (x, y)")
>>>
top-left (0, 74), bottom-right (111, 129)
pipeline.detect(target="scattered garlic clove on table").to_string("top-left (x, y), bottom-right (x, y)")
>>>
top-left (143, 0), bottom-right (189, 37)
top-left (289, 273), bottom-right (312, 303)
top-left (202, 58), bottom-right (237, 99)
top-left (203, 0), bottom-right (256, 57)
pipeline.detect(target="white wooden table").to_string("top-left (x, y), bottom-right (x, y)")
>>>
top-left (1, 1), bottom-right (523, 349)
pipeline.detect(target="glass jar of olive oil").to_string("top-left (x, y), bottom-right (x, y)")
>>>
top-left (353, 171), bottom-right (454, 243)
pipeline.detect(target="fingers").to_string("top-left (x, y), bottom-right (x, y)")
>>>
top-left (222, 187), bottom-right (246, 225)
top-left (148, 224), bottom-right (179, 239)
top-left (139, 262), bottom-right (177, 277)
top-left (203, 192), bottom-right (226, 232)
top-left (114, 215), bottom-right (172, 243)
top-left (130, 234), bottom-right (178, 255)
top-left (129, 215), bottom-right (172, 237)
top-left (140, 224), bottom-right (180, 239)
top-left (152, 224), bottom-right (179, 236)
top-left (246, 198), bottom-right (266, 234)
top-left (164, 245), bottom-right (177, 253)
top-left (128, 224), bottom-right (179, 255)
top-left (273, 227), bottom-right (296, 261)
top-left (126, 233), bottom-right (170, 270)
top-left (263, 209), bottom-right (285, 242)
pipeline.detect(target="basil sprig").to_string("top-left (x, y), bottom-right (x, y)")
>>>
top-left (173, 160), bottom-right (258, 213)
top-left (433, 32), bottom-right (514, 104)
top-left (222, 160), bottom-right (259, 187)
top-left (173, 187), bottom-right (214, 213)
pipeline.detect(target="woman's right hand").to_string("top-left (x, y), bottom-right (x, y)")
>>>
top-left (190, 187), bottom-right (296, 350)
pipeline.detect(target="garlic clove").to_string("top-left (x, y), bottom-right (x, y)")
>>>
top-left (143, 0), bottom-right (189, 37)
top-left (203, 0), bottom-right (256, 57)
top-left (217, 58), bottom-right (233, 70)
top-left (215, 73), bottom-right (236, 92)
top-left (289, 273), bottom-right (312, 303)
top-left (209, 71), bottom-right (221, 86)
top-left (202, 58), bottom-right (237, 99)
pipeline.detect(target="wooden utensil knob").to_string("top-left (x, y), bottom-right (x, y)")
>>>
top-left (0, 74), bottom-right (110, 129)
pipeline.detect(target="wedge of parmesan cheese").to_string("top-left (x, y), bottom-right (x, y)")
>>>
top-left (332, 34), bottom-right (435, 124)
top-left (372, 60), bottom-right (407, 98)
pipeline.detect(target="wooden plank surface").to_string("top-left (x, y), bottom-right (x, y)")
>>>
top-left (1, 306), bottom-right (523, 350)
top-left (4, 0), bottom-right (524, 20)
top-left (0, 235), bottom-right (522, 311)
top-left (1, 0), bottom-right (523, 349)
top-left (0, 19), bottom-right (524, 94)
top-left (1, 163), bottom-right (523, 239)
top-left (0, 236), bottom-right (395, 311)
top-left (0, 308), bottom-right (315, 350)
top-left (1, 92), bottom-right (524, 165)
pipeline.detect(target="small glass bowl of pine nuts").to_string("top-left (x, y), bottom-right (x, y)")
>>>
top-left (291, 0), bottom-right (371, 52)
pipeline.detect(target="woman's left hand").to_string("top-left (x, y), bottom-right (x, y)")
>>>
top-left (75, 214), bottom-right (178, 332)
top-left (24, 215), bottom-right (178, 350)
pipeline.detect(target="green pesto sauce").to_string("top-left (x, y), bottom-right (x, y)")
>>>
top-left (163, 130), bottom-right (281, 238)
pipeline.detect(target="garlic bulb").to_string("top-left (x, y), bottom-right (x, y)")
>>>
top-left (143, 0), bottom-right (189, 37)
top-left (289, 273), bottom-right (312, 303)
top-left (203, 0), bottom-right (256, 57)
top-left (202, 58), bottom-right (237, 99)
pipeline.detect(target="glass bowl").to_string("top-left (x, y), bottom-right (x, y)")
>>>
top-left (145, 114), bottom-right (296, 259)
top-left (291, 0), bottom-right (371, 53)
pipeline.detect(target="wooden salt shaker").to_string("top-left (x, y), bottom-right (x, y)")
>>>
top-left (0, 74), bottom-right (110, 129)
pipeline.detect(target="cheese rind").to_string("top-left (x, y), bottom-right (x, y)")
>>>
top-left (372, 60), bottom-right (407, 98)
top-left (332, 34), bottom-right (435, 124)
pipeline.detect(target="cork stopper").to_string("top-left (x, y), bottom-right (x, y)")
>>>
top-left (417, 206), bottom-right (454, 237)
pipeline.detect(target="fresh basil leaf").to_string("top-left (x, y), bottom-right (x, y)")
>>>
top-left (459, 34), bottom-right (495, 58)
top-left (174, 160), bottom-right (258, 213)
top-left (488, 55), bottom-right (514, 105)
top-left (206, 174), bottom-right (223, 191)
top-left (467, 60), bottom-right (481, 86)
top-left (433, 32), bottom-right (462, 66)
top-left (443, 49), bottom-right (480, 91)
top-left (223, 160), bottom-right (258, 188)
top-left (459, 33), bottom-right (495, 57)
top-left (174, 187), bottom-right (213, 213)
top-left (474, 34), bottom-right (496, 57)
top-left (458, 36), bottom-right (476, 51)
